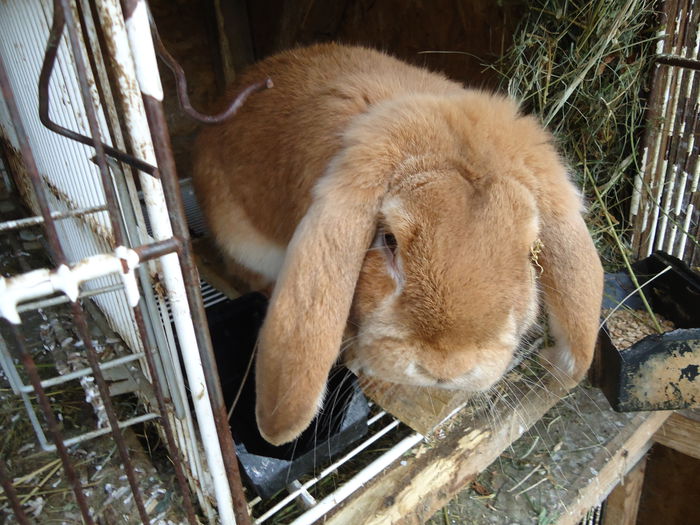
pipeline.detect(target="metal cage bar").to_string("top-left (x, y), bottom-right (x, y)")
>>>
top-left (0, 0), bottom-right (252, 522)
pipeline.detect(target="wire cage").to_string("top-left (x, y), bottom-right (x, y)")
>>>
top-left (0, 0), bottom-right (698, 524)
top-left (0, 1), bottom-right (417, 524)
top-left (0, 0), bottom-right (245, 523)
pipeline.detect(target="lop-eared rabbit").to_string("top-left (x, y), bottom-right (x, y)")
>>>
top-left (193, 44), bottom-right (604, 445)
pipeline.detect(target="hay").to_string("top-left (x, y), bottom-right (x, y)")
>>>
top-left (491, 0), bottom-right (660, 269)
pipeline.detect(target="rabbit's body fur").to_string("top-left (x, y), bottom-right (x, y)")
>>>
top-left (193, 44), bottom-right (604, 445)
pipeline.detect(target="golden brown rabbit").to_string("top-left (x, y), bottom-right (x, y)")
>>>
top-left (193, 43), bottom-right (604, 445)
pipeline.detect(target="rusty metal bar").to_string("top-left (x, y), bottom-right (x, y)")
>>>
top-left (58, 0), bottom-right (126, 249)
top-left (149, 18), bottom-right (272, 124)
top-left (131, 304), bottom-right (199, 524)
top-left (0, 32), bottom-right (98, 525)
top-left (5, 323), bottom-right (95, 524)
top-left (0, 203), bottom-right (107, 232)
top-left (0, 457), bottom-right (31, 525)
top-left (132, 236), bottom-right (181, 261)
top-left (56, 0), bottom-right (166, 520)
top-left (38, 2), bottom-right (156, 175)
top-left (140, 92), bottom-right (252, 525)
top-left (69, 300), bottom-right (151, 522)
top-left (0, 31), bottom-right (96, 525)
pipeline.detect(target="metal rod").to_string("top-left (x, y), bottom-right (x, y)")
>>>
top-left (18, 352), bottom-right (145, 393)
top-left (38, 2), bottom-right (156, 175)
top-left (133, 236), bottom-right (181, 261)
top-left (149, 15), bottom-right (272, 124)
top-left (131, 304), bottom-right (199, 524)
top-left (121, 1), bottom-right (244, 522)
top-left (16, 282), bottom-right (123, 312)
top-left (0, 204), bottom-right (108, 232)
top-left (6, 323), bottom-right (95, 524)
top-left (69, 300), bottom-right (150, 523)
top-left (656, 54), bottom-right (700, 70)
top-left (0, 457), bottom-right (31, 525)
top-left (42, 413), bottom-right (160, 450)
top-left (141, 93), bottom-right (252, 525)
top-left (58, 0), bottom-right (160, 519)
top-left (0, 26), bottom-right (97, 525)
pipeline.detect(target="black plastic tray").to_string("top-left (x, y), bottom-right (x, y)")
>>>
top-left (207, 293), bottom-right (369, 499)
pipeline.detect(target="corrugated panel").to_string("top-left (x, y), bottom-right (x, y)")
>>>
top-left (0, 0), bottom-right (142, 352)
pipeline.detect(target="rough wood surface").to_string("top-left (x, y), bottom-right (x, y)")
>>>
top-left (553, 411), bottom-right (669, 525)
top-left (325, 381), bottom-right (568, 525)
top-left (359, 378), bottom-right (473, 435)
top-left (602, 457), bottom-right (647, 525)
top-left (653, 412), bottom-right (700, 460)
top-left (326, 379), bottom-right (670, 525)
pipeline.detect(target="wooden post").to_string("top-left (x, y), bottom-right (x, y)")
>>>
top-left (603, 457), bottom-right (647, 525)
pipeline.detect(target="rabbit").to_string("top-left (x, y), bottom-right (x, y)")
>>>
top-left (192, 43), bottom-right (604, 446)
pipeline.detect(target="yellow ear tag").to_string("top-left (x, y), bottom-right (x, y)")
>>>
top-left (530, 238), bottom-right (544, 276)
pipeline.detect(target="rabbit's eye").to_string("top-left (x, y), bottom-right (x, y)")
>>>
top-left (383, 232), bottom-right (398, 254)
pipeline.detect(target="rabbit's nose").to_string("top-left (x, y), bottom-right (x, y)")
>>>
top-left (413, 363), bottom-right (452, 384)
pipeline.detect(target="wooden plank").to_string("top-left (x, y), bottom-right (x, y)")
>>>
top-left (324, 380), bottom-right (568, 525)
top-left (359, 377), bottom-right (474, 435)
top-left (325, 378), bottom-right (671, 525)
top-left (601, 457), bottom-right (647, 525)
top-left (653, 411), bottom-right (700, 460)
top-left (553, 411), bottom-right (669, 525)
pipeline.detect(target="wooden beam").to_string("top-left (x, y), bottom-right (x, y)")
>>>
top-left (553, 411), bottom-right (669, 525)
top-left (653, 411), bottom-right (700, 460)
top-left (602, 457), bottom-right (647, 525)
top-left (324, 379), bottom-right (670, 525)
top-left (325, 381), bottom-right (567, 525)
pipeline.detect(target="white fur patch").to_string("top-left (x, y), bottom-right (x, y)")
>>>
top-left (546, 314), bottom-right (576, 376)
top-left (224, 238), bottom-right (285, 282)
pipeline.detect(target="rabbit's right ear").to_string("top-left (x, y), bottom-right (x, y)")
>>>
top-left (255, 142), bottom-right (395, 446)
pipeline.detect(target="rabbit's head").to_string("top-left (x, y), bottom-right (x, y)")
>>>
top-left (345, 165), bottom-right (540, 391)
top-left (254, 93), bottom-right (603, 446)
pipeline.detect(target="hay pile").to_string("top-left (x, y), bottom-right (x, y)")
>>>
top-left (493, 0), bottom-right (660, 269)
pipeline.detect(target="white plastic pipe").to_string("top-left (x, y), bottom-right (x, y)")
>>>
top-left (94, 1), bottom-right (235, 523)
top-left (0, 249), bottom-right (139, 324)
top-left (289, 433), bottom-right (424, 525)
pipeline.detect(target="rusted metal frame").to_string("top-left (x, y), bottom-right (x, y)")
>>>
top-left (1, 11), bottom-right (196, 525)
top-left (38, 1), bottom-right (156, 176)
top-left (0, 457), bottom-right (31, 525)
top-left (4, 323), bottom-right (96, 524)
top-left (41, 1), bottom-right (200, 519)
top-left (0, 203), bottom-right (107, 232)
top-left (130, 303), bottom-right (200, 525)
top-left (0, 30), bottom-right (95, 524)
top-left (140, 94), bottom-right (252, 525)
top-left (46, 0), bottom-right (172, 519)
top-left (149, 18), bottom-right (272, 124)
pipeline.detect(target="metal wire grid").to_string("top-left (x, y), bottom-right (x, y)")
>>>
top-left (631, 0), bottom-right (700, 264)
top-left (0, 0), bottom-right (250, 523)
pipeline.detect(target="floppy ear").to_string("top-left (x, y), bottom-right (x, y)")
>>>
top-left (537, 182), bottom-right (604, 388)
top-left (255, 145), bottom-right (392, 446)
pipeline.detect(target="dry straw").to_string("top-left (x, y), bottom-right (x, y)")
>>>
top-left (492, 0), bottom-right (660, 269)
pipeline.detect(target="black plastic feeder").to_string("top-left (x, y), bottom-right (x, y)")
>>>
top-left (591, 252), bottom-right (700, 412)
top-left (206, 292), bottom-right (369, 499)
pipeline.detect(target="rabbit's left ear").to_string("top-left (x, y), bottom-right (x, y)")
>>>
top-left (255, 145), bottom-right (393, 446)
top-left (537, 182), bottom-right (604, 387)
